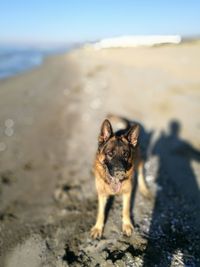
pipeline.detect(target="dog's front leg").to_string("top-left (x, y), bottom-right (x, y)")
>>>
top-left (122, 192), bottom-right (133, 236)
top-left (91, 194), bottom-right (107, 239)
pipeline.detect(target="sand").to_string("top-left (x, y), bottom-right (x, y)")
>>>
top-left (0, 42), bottom-right (200, 266)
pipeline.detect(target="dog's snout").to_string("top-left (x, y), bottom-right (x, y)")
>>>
top-left (107, 157), bottom-right (126, 179)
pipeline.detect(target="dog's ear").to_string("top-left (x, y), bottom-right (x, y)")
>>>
top-left (98, 119), bottom-right (113, 145)
top-left (126, 124), bottom-right (140, 147)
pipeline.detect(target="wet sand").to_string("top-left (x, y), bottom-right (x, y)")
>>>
top-left (0, 42), bottom-right (200, 266)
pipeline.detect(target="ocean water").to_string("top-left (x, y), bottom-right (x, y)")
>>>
top-left (0, 45), bottom-right (73, 80)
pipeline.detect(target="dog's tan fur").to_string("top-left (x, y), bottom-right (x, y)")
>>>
top-left (91, 118), bottom-right (150, 239)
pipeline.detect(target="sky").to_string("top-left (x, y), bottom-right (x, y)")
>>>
top-left (0, 0), bottom-right (200, 45)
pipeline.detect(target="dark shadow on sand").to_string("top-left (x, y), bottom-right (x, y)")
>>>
top-left (143, 120), bottom-right (200, 267)
top-left (104, 196), bottom-right (115, 224)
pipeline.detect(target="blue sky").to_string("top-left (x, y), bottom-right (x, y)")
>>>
top-left (0, 0), bottom-right (199, 44)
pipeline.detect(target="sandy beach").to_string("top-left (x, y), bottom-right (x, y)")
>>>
top-left (0, 42), bottom-right (200, 266)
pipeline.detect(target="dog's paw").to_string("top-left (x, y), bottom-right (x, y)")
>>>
top-left (122, 223), bottom-right (133, 237)
top-left (90, 226), bottom-right (103, 239)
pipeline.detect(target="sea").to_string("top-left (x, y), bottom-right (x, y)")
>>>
top-left (0, 44), bottom-right (75, 80)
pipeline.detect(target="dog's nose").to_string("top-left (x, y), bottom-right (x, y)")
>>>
top-left (115, 170), bottom-right (125, 180)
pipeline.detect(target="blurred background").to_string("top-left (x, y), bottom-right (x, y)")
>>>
top-left (0, 1), bottom-right (200, 267)
top-left (0, 0), bottom-right (200, 79)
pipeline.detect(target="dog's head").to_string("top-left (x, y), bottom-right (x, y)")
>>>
top-left (97, 119), bottom-right (139, 193)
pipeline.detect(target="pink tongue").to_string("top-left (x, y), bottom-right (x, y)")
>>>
top-left (111, 182), bottom-right (121, 193)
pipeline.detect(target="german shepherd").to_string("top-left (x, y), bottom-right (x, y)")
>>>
top-left (90, 118), bottom-right (151, 239)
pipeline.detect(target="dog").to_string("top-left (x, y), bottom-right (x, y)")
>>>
top-left (90, 117), bottom-right (151, 239)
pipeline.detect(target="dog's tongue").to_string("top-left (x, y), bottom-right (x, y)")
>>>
top-left (111, 179), bottom-right (121, 193)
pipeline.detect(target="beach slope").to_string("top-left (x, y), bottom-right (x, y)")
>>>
top-left (0, 42), bottom-right (200, 266)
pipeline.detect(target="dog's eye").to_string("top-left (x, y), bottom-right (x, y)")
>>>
top-left (106, 151), bottom-right (113, 158)
top-left (123, 151), bottom-right (129, 158)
